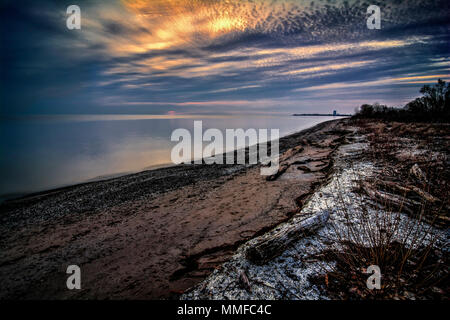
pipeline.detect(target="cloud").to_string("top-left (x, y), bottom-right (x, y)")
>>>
top-left (1, 0), bottom-right (449, 115)
top-left (294, 74), bottom-right (450, 92)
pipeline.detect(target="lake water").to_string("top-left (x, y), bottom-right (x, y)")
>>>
top-left (0, 115), bottom-right (341, 198)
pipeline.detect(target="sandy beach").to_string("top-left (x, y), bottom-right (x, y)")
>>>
top-left (0, 118), bottom-right (353, 299)
top-left (1, 118), bottom-right (448, 300)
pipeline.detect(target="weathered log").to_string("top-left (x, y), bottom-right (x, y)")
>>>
top-left (360, 182), bottom-right (421, 215)
top-left (245, 211), bottom-right (330, 265)
top-left (373, 179), bottom-right (410, 194)
top-left (409, 185), bottom-right (440, 203)
top-left (371, 179), bottom-right (440, 204)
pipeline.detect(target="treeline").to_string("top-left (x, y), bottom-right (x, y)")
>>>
top-left (353, 79), bottom-right (450, 122)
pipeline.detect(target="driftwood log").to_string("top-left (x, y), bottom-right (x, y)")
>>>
top-left (361, 180), bottom-right (447, 225)
top-left (360, 182), bottom-right (421, 215)
top-left (371, 179), bottom-right (440, 204)
top-left (245, 211), bottom-right (330, 265)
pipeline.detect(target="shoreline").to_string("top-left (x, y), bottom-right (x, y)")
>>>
top-left (1, 118), bottom-right (448, 300)
top-left (183, 119), bottom-right (449, 300)
top-left (0, 118), bottom-right (342, 203)
top-left (0, 118), bottom-right (351, 299)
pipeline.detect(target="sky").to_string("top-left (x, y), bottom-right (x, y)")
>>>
top-left (0, 0), bottom-right (449, 115)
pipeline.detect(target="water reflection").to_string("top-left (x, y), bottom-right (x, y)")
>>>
top-left (0, 115), bottom-right (338, 197)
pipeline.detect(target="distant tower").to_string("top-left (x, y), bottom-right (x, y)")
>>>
top-left (333, 110), bottom-right (337, 116)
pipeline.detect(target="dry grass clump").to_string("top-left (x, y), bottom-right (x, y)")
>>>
top-left (311, 120), bottom-right (448, 300)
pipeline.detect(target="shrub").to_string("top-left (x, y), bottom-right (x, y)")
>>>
top-left (354, 79), bottom-right (450, 122)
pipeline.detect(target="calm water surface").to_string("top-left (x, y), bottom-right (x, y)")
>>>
top-left (0, 115), bottom-right (342, 198)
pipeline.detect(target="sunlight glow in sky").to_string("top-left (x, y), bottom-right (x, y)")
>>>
top-left (1, 0), bottom-right (449, 115)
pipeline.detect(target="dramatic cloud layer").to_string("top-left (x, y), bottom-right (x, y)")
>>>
top-left (1, 0), bottom-right (449, 115)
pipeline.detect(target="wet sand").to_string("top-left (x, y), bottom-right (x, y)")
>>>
top-left (0, 118), bottom-right (352, 299)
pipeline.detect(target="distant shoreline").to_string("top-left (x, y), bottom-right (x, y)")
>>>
top-left (292, 113), bottom-right (352, 117)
